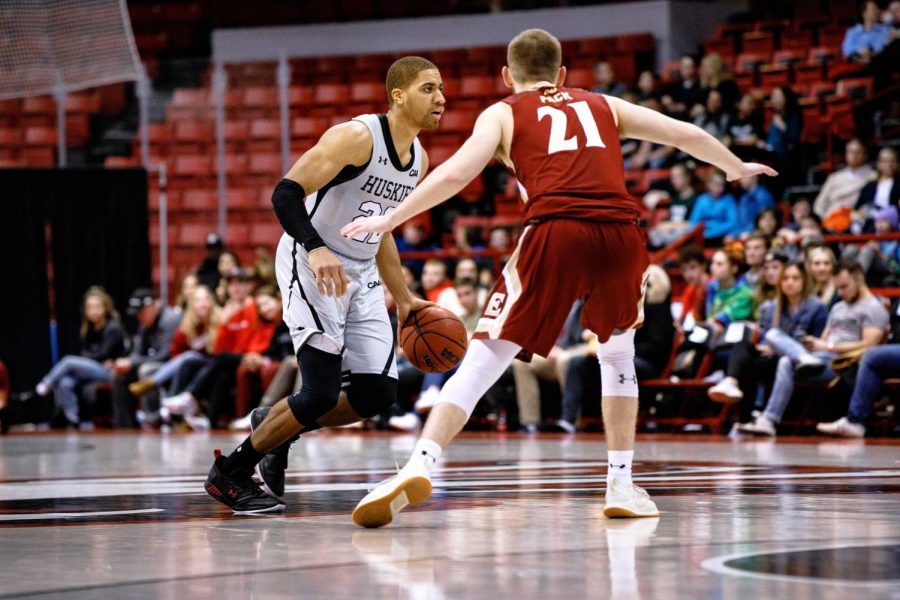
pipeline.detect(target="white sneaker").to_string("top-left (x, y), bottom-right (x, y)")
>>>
top-left (737, 415), bottom-right (776, 436)
top-left (353, 461), bottom-right (432, 528)
top-left (603, 480), bottom-right (659, 518)
top-left (388, 412), bottom-right (420, 432)
top-left (185, 414), bottom-right (210, 431)
top-left (229, 413), bottom-right (253, 431)
top-left (163, 392), bottom-right (196, 416)
top-left (796, 354), bottom-right (825, 377)
top-left (35, 382), bottom-right (50, 396)
top-left (816, 417), bottom-right (865, 438)
top-left (414, 386), bottom-right (440, 413)
top-left (708, 379), bottom-right (743, 403)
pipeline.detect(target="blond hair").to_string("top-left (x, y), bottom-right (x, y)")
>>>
top-left (179, 285), bottom-right (222, 353)
top-left (507, 29), bottom-right (561, 84)
top-left (385, 56), bottom-right (438, 106)
top-left (80, 285), bottom-right (120, 339)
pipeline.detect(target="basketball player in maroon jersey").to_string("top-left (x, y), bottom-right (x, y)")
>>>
top-left (342, 29), bottom-right (776, 527)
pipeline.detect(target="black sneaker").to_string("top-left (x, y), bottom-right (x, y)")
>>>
top-left (204, 450), bottom-right (285, 514)
top-left (250, 406), bottom-right (296, 498)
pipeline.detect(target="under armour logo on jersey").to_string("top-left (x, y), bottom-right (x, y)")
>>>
top-left (377, 156), bottom-right (389, 165)
top-left (618, 373), bottom-right (637, 384)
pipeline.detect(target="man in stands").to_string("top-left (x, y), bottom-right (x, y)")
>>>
top-left (813, 139), bottom-right (876, 227)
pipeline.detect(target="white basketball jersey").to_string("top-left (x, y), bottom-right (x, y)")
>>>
top-left (305, 113), bottom-right (423, 260)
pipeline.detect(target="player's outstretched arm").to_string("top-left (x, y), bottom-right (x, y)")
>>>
top-left (340, 104), bottom-right (505, 239)
top-left (605, 96), bottom-right (778, 182)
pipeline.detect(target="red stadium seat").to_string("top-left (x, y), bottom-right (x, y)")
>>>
top-left (565, 68), bottom-right (595, 90)
top-left (426, 145), bottom-right (456, 166)
top-left (808, 46), bottom-right (838, 64)
top-left (350, 81), bottom-right (385, 104)
top-left (248, 153), bottom-right (281, 176)
top-left (794, 63), bottom-right (826, 86)
top-left (181, 189), bottom-right (217, 211)
top-left (735, 52), bottom-right (770, 73)
top-left (291, 116), bottom-right (329, 140)
top-left (817, 26), bottom-right (845, 48)
top-left (780, 28), bottom-right (814, 51)
top-left (703, 38), bottom-right (735, 59)
top-left (438, 110), bottom-right (476, 134)
top-left (615, 33), bottom-right (654, 53)
top-left (759, 65), bottom-right (791, 90)
top-left (227, 188), bottom-right (258, 210)
top-left (313, 83), bottom-right (349, 106)
top-left (288, 85), bottom-right (314, 109)
top-left (578, 37), bottom-right (617, 56)
top-left (249, 222), bottom-right (284, 245)
top-left (172, 155), bottom-right (213, 183)
top-left (772, 49), bottom-right (806, 66)
top-left (459, 75), bottom-right (495, 98)
top-left (838, 77), bottom-right (874, 101)
top-left (742, 31), bottom-right (775, 54)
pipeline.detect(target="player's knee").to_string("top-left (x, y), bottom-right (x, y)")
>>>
top-left (286, 346), bottom-right (342, 425)
top-left (599, 330), bottom-right (638, 397)
top-left (346, 374), bottom-right (398, 418)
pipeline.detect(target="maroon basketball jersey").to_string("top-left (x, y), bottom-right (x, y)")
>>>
top-left (503, 86), bottom-right (642, 223)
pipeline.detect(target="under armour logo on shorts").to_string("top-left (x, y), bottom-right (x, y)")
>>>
top-left (618, 373), bottom-right (637, 384)
top-left (609, 463), bottom-right (627, 470)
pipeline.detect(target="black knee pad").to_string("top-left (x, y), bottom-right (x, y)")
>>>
top-left (286, 345), bottom-right (342, 426)
top-left (346, 373), bottom-right (398, 418)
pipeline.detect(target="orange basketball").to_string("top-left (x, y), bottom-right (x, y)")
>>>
top-left (400, 306), bottom-right (468, 373)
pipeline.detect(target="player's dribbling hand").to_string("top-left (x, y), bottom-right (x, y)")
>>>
top-left (340, 214), bottom-right (396, 239)
top-left (726, 163), bottom-right (779, 181)
top-left (309, 247), bottom-right (351, 296)
top-left (397, 297), bottom-right (436, 330)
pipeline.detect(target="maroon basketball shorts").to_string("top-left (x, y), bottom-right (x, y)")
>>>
top-left (473, 219), bottom-right (650, 357)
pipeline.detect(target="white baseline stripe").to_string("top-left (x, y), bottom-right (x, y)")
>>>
top-left (0, 508), bottom-right (165, 522)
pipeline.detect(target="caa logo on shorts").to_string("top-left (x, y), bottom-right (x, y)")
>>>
top-left (483, 292), bottom-right (506, 318)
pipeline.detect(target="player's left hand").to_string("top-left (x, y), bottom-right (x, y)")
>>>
top-left (397, 297), bottom-right (436, 330)
top-left (340, 214), bottom-right (396, 239)
top-left (727, 162), bottom-right (778, 181)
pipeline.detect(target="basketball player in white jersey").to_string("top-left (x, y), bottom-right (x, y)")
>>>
top-left (204, 57), bottom-right (443, 514)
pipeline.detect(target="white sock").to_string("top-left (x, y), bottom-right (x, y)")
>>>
top-left (409, 438), bottom-right (442, 472)
top-left (607, 450), bottom-right (634, 487)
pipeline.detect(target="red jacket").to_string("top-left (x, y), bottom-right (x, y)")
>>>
top-left (214, 303), bottom-right (276, 354)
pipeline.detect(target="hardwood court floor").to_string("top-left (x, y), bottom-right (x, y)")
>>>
top-left (0, 431), bottom-right (897, 599)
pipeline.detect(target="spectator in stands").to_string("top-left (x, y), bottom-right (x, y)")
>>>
top-left (849, 206), bottom-right (900, 287)
top-left (724, 94), bottom-right (765, 160)
top-left (174, 273), bottom-right (199, 313)
top-left (401, 264), bottom-right (425, 299)
top-left (739, 259), bottom-right (888, 436)
top-left (164, 286), bottom-right (281, 429)
top-left (0, 359), bottom-right (8, 433)
top-left (709, 260), bottom-right (827, 419)
top-left (395, 220), bottom-right (434, 277)
top-left (813, 139), bottom-right (876, 226)
top-left (742, 233), bottom-right (770, 287)
top-left (591, 60), bottom-right (627, 97)
top-left (455, 258), bottom-right (488, 306)
top-left (698, 53), bottom-right (739, 113)
top-left (754, 250), bottom-right (789, 309)
top-left (763, 87), bottom-right (802, 176)
top-left (487, 226), bottom-right (513, 262)
top-left (252, 247), bottom-right (277, 287)
top-left (413, 278), bottom-right (484, 415)
top-left (634, 70), bottom-right (660, 103)
top-left (214, 251), bottom-right (242, 306)
top-left (690, 169), bottom-right (740, 245)
top-left (755, 208), bottom-right (782, 241)
top-left (854, 147), bottom-right (899, 232)
top-left (109, 288), bottom-right (181, 429)
top-left (647, 163), bottom-right (700, 248)
top-left (661, 54), bottom-right (703, 119)
top-left (34, 286), bottom-right (126, 428)
top-left (128, 285), bottom-right (221, 414)
top-left (197, 233), bottom-right (225, 291)
top-left (706, 246), bottom-right (755, 329)
top-left (806, 245), bottom-right (839, 308)
top-left (627, 98), bottom-right (676, 169)
top-left (219, 267), bottom-right (256, 323)
top-left (421, 259), bottom-right (464, 315)
top-left (817, 343), bottom-right (900, 437)
top-left (693, 90), bottom-right (732, 142)
top-left (231, 318), bottom-right (294, 429)
top-left (842, 0), bottom-right (892, 63)
top-left (512, 301), bottom-right (591, 433)
top-left (733, 175), bottom-right (775, 239)
top-left (674, 244), bottom-right (708, 327)
top-left (556, 265), bottom-right (674, 432)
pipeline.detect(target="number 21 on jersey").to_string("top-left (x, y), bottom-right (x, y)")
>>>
top-left (537, 100), bottom-right (606, 154)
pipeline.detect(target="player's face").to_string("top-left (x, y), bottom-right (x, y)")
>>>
top-left (401, 69), bottom-right (445, 130)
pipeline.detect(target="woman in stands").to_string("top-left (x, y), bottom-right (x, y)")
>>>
top-left (128, 285), bottom-right (221, 401)
top-left (805, 245), bottom-right (839, 308)
top-left (763, 86), bottom-right (802, 180)
top-left (174, 272), bottom-right (199, 313)
top-left (35, 286), bottom-right (126, 428)
top-left (708, 261), bottom-right (827, 426)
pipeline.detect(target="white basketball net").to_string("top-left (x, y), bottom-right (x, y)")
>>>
top-left (0, 0), bottom-right (143, 100)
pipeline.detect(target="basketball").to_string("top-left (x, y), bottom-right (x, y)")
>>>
top-left (400, 306), bottom-right (468, 373)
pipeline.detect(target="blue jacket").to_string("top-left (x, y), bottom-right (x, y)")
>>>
top-left (736, 185), bottom-right (775, 235)
top-left (690, 192), bottom-right (739, 239)
top-left (757, 296), bottom-right (828, 340)
top-left (842, 23), bottom-right (891, 58)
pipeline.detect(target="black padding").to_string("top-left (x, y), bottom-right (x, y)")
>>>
top-left (286, 345), bottom-right (342, 425)
top-left (346, 373), bottom-right (398, 418)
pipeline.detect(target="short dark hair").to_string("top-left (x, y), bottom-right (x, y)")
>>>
top-left (454, 277), bottom-right (478, 290)
top-left (507, 29), bottom-right (561, 84)
top-left (836, 257), bottom-right (865, 278)
top-left (745, 231), bottom-right (770, 247)
top-left (677, 244), bottom-right (706, 266)
top-left (385, 56), bottom-right (438, 106)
